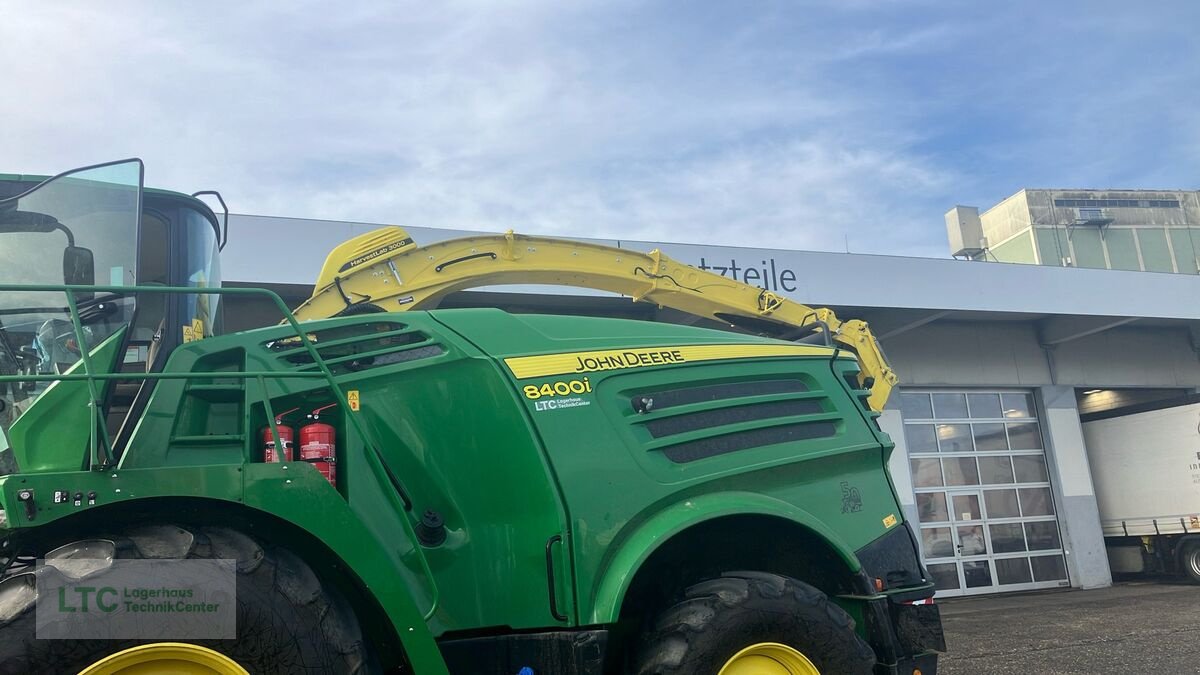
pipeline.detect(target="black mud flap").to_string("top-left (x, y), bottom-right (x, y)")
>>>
top-left (894, 602), bottom-right (946, 654)
top-left (864, 595), bottom-right (945, 675)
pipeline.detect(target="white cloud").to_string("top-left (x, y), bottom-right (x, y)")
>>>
top-left (2, 0), bottom-right (1196, 264)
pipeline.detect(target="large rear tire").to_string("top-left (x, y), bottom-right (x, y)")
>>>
top-left (0, 524), bottom-right (376, 675)
top-left (633, 571), bottom-right (875, 675)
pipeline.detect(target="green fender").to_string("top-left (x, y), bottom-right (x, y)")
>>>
top-left (0, 464), bottom-right (450, 675)
top-left (587, 490), bottom-right (863, 625)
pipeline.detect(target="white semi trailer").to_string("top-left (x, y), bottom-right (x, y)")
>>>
top-left (1082, 400), bottom-right (1200, 582)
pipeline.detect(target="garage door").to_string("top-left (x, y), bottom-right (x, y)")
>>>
top-left (901, 390), bottom-right (1070, 597)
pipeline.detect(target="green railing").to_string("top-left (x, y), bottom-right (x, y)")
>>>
top-left (0, 284), bottom-right (340, 469)
top-left (0, 283), bottom-right (441, 617)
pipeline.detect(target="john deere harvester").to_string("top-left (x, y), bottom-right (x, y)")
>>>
top-left (0, 160), bottom-right (943, 674)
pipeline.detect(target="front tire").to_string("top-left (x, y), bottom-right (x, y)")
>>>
top-left (633, 571), bottom-right (875, 675)
top-left (0, 524), bottom-right (375, 675)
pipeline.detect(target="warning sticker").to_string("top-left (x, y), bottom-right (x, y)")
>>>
top-left (347, 390), bottom-right (361, 412)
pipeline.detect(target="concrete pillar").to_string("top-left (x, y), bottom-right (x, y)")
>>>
top-left (879, 405), bottom-right (922, 552)
top-left (1038, 385), bottom-right (1112, 589)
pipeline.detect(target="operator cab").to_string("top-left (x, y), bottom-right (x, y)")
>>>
top-left (0, 159), bottom-right (225, 451)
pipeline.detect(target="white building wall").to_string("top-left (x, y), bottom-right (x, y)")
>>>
top-left (1051, 328), bottom-right (1200, 387)
top-left (883, 322), bottom-right (1200, 389)
top-left (879, 408), bottom-right (919, 533)
top-left (1039, 386), bottom-right (1112, 589)
top-left (883, 322), bottom-right (1050, 386)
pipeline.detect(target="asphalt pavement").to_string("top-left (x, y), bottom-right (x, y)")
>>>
top-left (936, 580), bottom-right (1200, 674)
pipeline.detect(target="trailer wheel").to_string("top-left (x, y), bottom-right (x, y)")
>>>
top-left (1181, 539), bottom-right (1200, 584)
top-left (0, 524), bottom-right (376, 675)
top-left (632, 571), bottom-right (875, 675)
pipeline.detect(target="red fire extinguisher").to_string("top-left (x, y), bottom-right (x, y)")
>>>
top-left (262, 407), bottom-right (299, 463)
top-left (299, 403), bottom-right (338, 487)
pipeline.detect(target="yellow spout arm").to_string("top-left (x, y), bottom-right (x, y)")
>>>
top-left (292, 227), bottom-right (898, 410)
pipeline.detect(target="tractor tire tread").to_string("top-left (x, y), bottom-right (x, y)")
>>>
top-left (634, 571), bottom-right (875, 675)
top-left (0, 522), bottom-right (372, 675)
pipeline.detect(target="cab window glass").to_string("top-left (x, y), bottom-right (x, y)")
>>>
top-left (183, 208), bottom-right (222, 337)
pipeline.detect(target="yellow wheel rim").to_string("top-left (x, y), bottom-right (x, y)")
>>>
top-left (78, 642), bottom-right (248, 675)
top-left (718, 642), bottom-right (820, 675)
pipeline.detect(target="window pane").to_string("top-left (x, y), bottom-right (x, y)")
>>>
top-left (943, 457), bottom-right (980, 486)
top-left (1171, 229), bottom-right (1198, 274)
top-left (990, 523), bottom-right (1027, 553)
top-left (996, 557), bottom-right (1033, 585)
top-left (978, 456), bottom-right (1015, 484)
top-left (1001, 393), bottom-right (1035, 418)
top-left (904, 424), bottom-right (938, 454)
top-left (1072, 228), bottom-right (1106, 268)
top-left (922, 527), bottom-right (955, 558)
top-left (932, 393), bottom-right (969, 419)
top-left (1106, 228), bottom-right (1140, 271)
top-left (917, 492), bottom-right (949, 522)
top-left (928, 563), bottom-right (960, 591)
top-left (1030, 555), bottom-right (1068, 582)
top-left (1025, 521), bottom-right (1062, 550)
top-left (1013, 455), bottom-right (1049, 483)
top-left (1007, 422), bottom-right (1043, 450)
top-left (967, 393), bottom-right (1003, 419)
top-left (900, 393), bottom-right (933, 420)
top-left (952, 494), bottom-right (982, 521)
top-left (911, 458), bottom-right (943, 487)
top-left (1138, 229), bottom-right (1174, 273)
top-left (957, 525), bottom-right (987, 555)
top-left (963, 560), bottom-right (993, 588)
top-left (1019, 487), bottom-right (1055, 516)
top-left (973, 423), bottom-right (1009, 452)
top-left (1036, 228), bottom-right (1066, 267)
top-left (937, 424), bottom-right (974, 453)
top-left (984, 489), bottom-right (1021, 518)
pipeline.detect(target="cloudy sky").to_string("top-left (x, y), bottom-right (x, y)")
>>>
top-left (3, 1), bottom-right (1198, 257)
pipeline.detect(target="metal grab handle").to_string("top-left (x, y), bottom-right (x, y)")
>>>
top-left (545, 534), bottom-right (567, 622)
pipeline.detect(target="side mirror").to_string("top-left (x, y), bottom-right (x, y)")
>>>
top-left (63, 245), bottom-right (95, 301)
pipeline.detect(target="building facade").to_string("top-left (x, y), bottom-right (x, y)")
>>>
top-left (956, 189), bottom-right (1200, 273)
top-left (222, 213), bottom-right (1200, 598)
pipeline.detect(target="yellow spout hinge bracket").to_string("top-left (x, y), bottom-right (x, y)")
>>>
top-left (831, 319), bottom-right (898, 410)
top-left (757, 291), bottom-right (787, 316)
top-left (631, 250), bottom-right (666, 303)
top-left (501, 230), bottom-right (518, 261)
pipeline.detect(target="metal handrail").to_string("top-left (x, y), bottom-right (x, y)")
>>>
top-left (0, 284), bottom-right (333, 466)
top-left (0, 282), bottom-right (441, 616)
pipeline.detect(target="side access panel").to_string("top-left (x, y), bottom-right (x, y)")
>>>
top-left (302, 314), bottom-right (574, 634)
